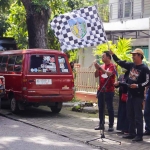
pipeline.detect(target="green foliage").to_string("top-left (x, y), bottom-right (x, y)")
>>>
top-left (4, 2), bottom-right (28, 49)
top-left (67, 0), bottom-right (84, 11)
top-left (32, 0), bottom-right (50, 12)
top-left (68, 49), bottom-right (78, 62)
top-left (49, 0), bottom-right (68, 18)
top-left (96, 0), bottom-right (109, 22)
top-left (0, 0), bottom-right (10, 12)
top-left (0, 14), bottom-right (9, 36)
top-left (47, 27), bottom-right (60, 50)
top-left (71, 96), bottom-right (80, 102)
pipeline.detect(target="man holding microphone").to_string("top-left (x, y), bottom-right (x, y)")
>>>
top-left (94, 51), bottom-right (116, 132)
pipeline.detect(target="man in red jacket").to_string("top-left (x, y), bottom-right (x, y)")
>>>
top-left (94, 51), bottom-right (116, 132)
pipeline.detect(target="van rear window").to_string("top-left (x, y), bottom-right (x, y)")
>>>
top-left (58, 56), bottom-right (69, 73)
top-left (30, 55), bottom-right (56, 73)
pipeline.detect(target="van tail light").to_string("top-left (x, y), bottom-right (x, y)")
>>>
top-left (23, 78), bottom-right (27, 82)
top-left (72, 79), bottom-right (74, 86)
top-left (22, 78), bottom-right (27, 91)
top-left (71, 79), bottom-right (75, 93)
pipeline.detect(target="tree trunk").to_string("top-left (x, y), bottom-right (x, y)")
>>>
top-left (21, 0), bottom-right (50, 48)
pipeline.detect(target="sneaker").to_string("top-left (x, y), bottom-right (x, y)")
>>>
top-left (94, 124), bottom-right (105, 130)
top-left (122, 134), bottom-right (136, 139)
top-left (116, 131), bottom-right (124, 134)
top-left (132, 136), bottom-right (143, 142)
top-left (122, 130), bottom-right (129, 134)
top-left (108, 127), bottom-right (114, 132)
top-left (143, 131), bottom-right (150, 136)
top-left (123, 131), bottom-right (129, 135)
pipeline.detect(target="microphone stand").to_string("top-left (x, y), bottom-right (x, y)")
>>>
top-left (86, 75), bottom-right (121, 145)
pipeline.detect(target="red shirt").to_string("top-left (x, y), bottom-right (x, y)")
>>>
top-left (98, 63), bottom-right (116, 92)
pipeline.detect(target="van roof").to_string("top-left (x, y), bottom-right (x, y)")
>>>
top-left (0, 49), bottom-right (66, 55)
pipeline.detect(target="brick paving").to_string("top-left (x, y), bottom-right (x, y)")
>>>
top-left (0, 105), bottom-right (150, 150)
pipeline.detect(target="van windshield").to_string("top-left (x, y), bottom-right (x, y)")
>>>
top-left (30, 55), bottom-right (56, 73)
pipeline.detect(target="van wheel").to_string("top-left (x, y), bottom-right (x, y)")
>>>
top-left (10, 98), bottom-right (19, 113)
top-left (50, 102), bottom-right (62, 113)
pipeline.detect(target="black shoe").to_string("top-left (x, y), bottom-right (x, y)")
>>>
top-left (143, 131), bottom-right (150, 136)
top-left (94, 126), bottom-right (101, 130)
top-left (132, 136), bottom-right (143, 142)
top-left (116, 131), bottom-right (124, 134)
top-left (108, 127), bottom-right (114, 132)
top-left (122, 134), bottom-right (136, 139)
top-left (94, 124), bottom-right (105, 130)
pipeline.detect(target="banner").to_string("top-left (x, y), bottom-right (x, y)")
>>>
top-left (50, 6), bottom-right (107, 51)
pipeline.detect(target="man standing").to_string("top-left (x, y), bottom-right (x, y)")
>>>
top-left (94, 51), bottom-right (116, 132)
top-left (110, 48), bottom-right (149, 141)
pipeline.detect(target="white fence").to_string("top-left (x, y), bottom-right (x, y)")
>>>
top-left (75, 67), bottom-right (99, 93)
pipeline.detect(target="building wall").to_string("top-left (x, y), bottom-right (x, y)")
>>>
top-left (144, 0), bottom-right (150, 17)
top-left (109, 0), bottom-right (150, 22)
top-left (131, 38), bottom-right (148, 46)
top-left (109, 0), bottom-right (118, 22)
top-left (77, 47), bottom-right (96, 68)
top-left (133, 0), bottom-right (142, 19)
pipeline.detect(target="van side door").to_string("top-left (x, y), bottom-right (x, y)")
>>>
top-left (7, 55), bottom-right (23, 94)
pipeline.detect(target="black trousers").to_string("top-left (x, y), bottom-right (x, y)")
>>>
top-left (98, 92), bottom-right (114, 127)
top-left (127, 93), bottom-right (143, 137)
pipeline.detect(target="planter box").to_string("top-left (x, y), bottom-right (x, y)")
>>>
top-left (75, 91), bottom-right (97, 102)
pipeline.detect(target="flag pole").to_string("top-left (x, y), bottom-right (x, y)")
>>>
top-left (95, 3), bottom-right (119, 79)
top-left (88, 4), bottom-right (110, 69)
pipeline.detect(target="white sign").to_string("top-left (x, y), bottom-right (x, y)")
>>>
top-left (36, 79), bottom-right (52, 85)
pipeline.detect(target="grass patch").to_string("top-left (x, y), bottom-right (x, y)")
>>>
top-left (71, 96), bottom-right (81, 102)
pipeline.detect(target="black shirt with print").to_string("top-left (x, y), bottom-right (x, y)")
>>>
top-left (112, 54), bottom-right (150, 98)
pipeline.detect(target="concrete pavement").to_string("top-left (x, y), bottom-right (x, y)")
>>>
top-left (0, 115), bottom-right (99, 150)
top-left (0, 103), bottom-right (150, 150)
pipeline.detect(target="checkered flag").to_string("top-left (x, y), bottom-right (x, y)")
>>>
top-left (50, 6), bottom-right (107, 51)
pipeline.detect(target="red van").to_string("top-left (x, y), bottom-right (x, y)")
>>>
top-left (0, 49), bottom-right (74, 113)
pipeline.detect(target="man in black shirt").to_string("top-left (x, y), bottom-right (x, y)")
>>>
top-left (110, 48), bottom-right (149, 142)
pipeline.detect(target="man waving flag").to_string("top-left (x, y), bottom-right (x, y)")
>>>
top-left (50, 6), bottom-right (107, 51)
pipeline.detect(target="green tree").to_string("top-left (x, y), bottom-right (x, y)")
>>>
top-left (0, 0), bottom-right (11, 36)
top-left (21, 0), bottom-right (50, 48)
top-left (5, 2), bottom-right (28, 49)
top-left (0, 14), bottom-right (9, 36)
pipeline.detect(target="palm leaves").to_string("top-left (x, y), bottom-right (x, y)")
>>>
top-left (115, 38), bottom-right (132, 62)
top-left (93, 38), bottom-right (132, 62)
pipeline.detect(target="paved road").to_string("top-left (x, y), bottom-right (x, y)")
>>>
top-left (0, 115), bottom-right (98, 150)
top-left (0, 105), bottom-right (150, 150)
